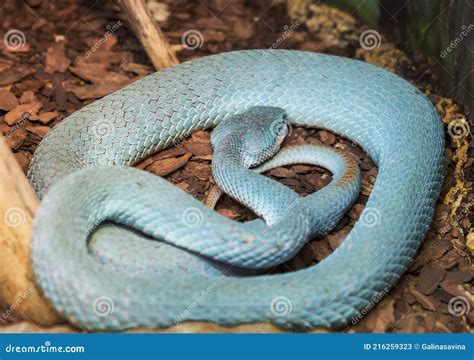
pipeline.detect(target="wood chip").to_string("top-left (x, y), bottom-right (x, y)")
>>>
top-left (444, 270), bottom-right (474, 283)
top-left (0, 89), bottom-right (18, 111)
top-left (410, 238), bottom-right (452, 271)
top-left (267, 167), bottom-right (295, 178)
top-left (36, 111), bottom-right (60, 124)
top-left (302, 172), bottom-right (325, 188)
top-left (429, 248), bottom-right (461, 270)
top-left (439, 278), bottom-right (466, 298)
top-left (184, 162), bottom-right (211, 180)
top-left (416, 266), bottom-right (446, 295)
top-left (409, 284), bottom-right (437, 311)
top-left (69, 64), bottom-right (109, 83)
top-left (291, 164), bottom-right (313, 174)
top-left (146, 153), bottom-right (192, 176)
top-left (153, 146), bottom-right (188, 161)
top-left (319, 130), bottom-right (336, 145)
top-left (217, 208), bottom-right (241, 220)
top-left (45, 41), bottom-right (71, 74)
top-left (348, 203), bottom-right (364, 222)
top-left (184, 131), bottom-right (212, 156)
top-left (26, 125), bottom-right (50, 139)
top-left (193, 155), bottom-right (213, 161)
top-left (1, 125), bottom-right (27, 149)
top-left (0, 66), bottom-right (34, 86)
top-left (19, 90), bottom-right (38, 104)
top-left (279, 178), bottom-right (300, 188)
top-left (4, 102), bottom-right (42, 125)
top-left (15, 78), bottom-right (44, 92)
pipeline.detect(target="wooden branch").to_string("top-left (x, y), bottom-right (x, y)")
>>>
top-left (114, 0), bottom-right (179, 70)
top-left (0, 138), bottom-right (62, 325)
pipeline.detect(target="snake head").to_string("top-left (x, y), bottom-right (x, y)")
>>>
top-left (211, 106), bottom-right (289, 168)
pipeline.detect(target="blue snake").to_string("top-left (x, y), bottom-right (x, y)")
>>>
top-left (28, 50), bottom-right (444, 330)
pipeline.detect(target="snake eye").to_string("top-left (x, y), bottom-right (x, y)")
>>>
top-left (270, 119), bottom-right (290, 140)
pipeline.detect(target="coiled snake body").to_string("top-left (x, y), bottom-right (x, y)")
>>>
top-left (29, 50), bottom-right (444, 330)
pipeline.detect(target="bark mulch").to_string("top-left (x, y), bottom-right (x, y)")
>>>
top-left (0, 0), bottom-right (472, 333)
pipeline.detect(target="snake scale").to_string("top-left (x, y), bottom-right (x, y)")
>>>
top-left (28, 50), bottom-right (444, 330)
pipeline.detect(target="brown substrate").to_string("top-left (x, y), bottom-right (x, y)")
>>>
top-left (0, 0), bottom-right (472, 333)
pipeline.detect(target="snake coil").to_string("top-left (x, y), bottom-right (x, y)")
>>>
top-left (29, 51), bottom-right (444, 330)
